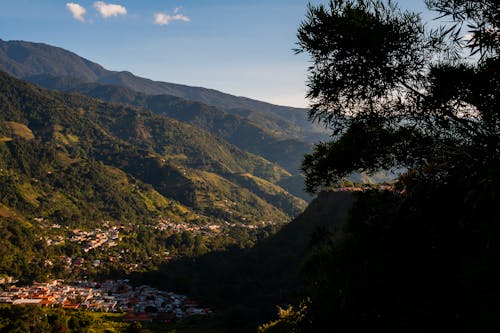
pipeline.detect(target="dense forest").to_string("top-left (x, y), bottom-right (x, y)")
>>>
top-left (23, 77), bottom-right (315, 176)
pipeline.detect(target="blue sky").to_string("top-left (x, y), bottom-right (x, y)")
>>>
top-left (0, 0), bottom-right (431, 107)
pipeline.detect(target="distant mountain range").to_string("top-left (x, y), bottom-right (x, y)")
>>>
top-left (24, 74), bottom-right (314, 176)
top-left (0, 39), bottom-right (391, 329)
top-left (0, 70), bottom-right (307, 230)
top-left (0, 39), bottom-right (328, 144)
top-left (0, 61), bottom-right (321, 286)
top-left (0, 39), bottom-right (336, 201)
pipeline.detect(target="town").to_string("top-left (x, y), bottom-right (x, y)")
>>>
top-left (39, 216), bottom-right (278, 251)
top-left (0, 279), bottom-right (212, 322)
top-left (38, 220), bottom-right (124, 250)
top-left (30, 216), bottom-right (281, 275)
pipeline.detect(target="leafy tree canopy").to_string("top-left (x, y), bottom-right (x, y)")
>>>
top-left (257, 1), bottom-right (499, 331)
top-left (297, 0), bottom-right (499, 193)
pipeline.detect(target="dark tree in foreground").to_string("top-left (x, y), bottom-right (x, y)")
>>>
top-left (297, 0), bottom-right (498, 193)
top-left (260, 0), bottom-right (499, 332)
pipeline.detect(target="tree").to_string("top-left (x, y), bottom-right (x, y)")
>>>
top-left (296, 0), bottom-right (499, 193)
top-left (258, 0), bottom-right (499, 331)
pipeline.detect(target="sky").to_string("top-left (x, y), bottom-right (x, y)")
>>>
top-left (0, 0), bottom-right (430, 108)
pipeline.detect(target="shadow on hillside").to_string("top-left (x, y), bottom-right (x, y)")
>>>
top-left (128, 191), bottom-right (355, 330)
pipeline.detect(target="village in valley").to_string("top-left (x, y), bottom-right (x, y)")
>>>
top-left (33, 215), bottom-right (278, 273)
top-left (0, 216), bottom-right (275, 323)
top-left (0, 279), bottom-right (212, 322)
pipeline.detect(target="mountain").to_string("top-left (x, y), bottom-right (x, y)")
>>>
top-left (0, 39), bottom-right (106, 81)
top-left (0, 39), bottom-right (328, 144)
top-left (0, 69), bottom-right (314, 284)
top-left (0, 70), bottom-right (308, 229)
top-left (24, 75), bottom-right (314, 173)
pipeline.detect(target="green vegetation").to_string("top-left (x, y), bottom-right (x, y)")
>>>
top-left (4, 121), bottom-right (35, 140)
top-left (227, 173), bottom-right (307, 217)
top-left (0, 68), bottom-right (302, 225)
top-left (2, 1), bottom-right (496, 331)
top-left (0, 69), bottom-right (307, 284)
top-left (259, 0), bottom-right (499, 331)
top-left (130, 192), bottom-right (354, 332)
top-left (56, 84), bottom-right (314, 173)
top-left (0, 303), bottom-right (231, 332)
top-left (0, 38), bottom-right (328, 174)
top-left (0, 305), bottom-right (180, 333)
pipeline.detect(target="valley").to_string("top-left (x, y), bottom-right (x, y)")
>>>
top-left (1, 0), bottom-right (497, 331)
top-left (0, 37), bottom-right (395, 333)
top-left (0, 39), bottom-right (321, 331)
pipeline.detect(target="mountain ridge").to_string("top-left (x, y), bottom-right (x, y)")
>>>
top-left (0, 70), bottom-right (306, 227)
top-left (25, 73), bottom-right (313, 173)
top-left (0, 38), bottom-right (328, 143)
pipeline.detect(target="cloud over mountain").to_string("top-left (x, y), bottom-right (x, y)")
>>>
top-left (94, 1), bottom-right (127, 18)
top-left (66, 2), bottom-right (86, 22)
top-left (154, 12), bottom-right (190, 26)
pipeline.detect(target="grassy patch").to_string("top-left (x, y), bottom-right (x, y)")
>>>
top-left (0, 204), bottom-right (32, 227)
top-left (0, 204), bottom-right (14, 218)
top-left (5, 121), bottom-right (34, 140)
top-left (86, 312), bottom-right (128, 333)
top-left (18, 182), bottom-right (41, 207)
top-left (56, 152), bottom-right (81, 166)
top-left (66, 133), bottom-right (79, 143)
top-left (138, 189), bottom-right (169, 212)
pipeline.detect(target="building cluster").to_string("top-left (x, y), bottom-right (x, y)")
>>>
top-left (0, 280), bottom-right (212, 321)
top-left (332, 184), bottom-right (394, 192)
top-left (156, 216), bottom-right (278, 236)
top-left (155, 218), bottom-right (222, 235)
top-left (38, 215), bottom-right (277, 255)
top-left (69, 226), bottom-right (120, 252)
top-left (39, 221), bottom-right (123, 253)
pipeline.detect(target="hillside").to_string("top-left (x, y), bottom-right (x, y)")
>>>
top-left (25, 75), bottom-right (313, 173)
top-left (0, 69), bottom-right (308, 222)
top-left (134, 191), bottom-right (355, 329)
top-left (0, 70), bottom-right (310, 281)
top-left (0, 39), bottom-right (328, 144)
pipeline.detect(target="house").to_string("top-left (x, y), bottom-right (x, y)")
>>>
top-left (0, 297), bottom-right (12, 303)
top-left (63, 300), bottom-right (80, 310)
top-left (12, 299), bottom-right (42, 305)
top-left (40, 298), bottom-right (56, 307)
top-left (72, 258), bottom-right (85, 266)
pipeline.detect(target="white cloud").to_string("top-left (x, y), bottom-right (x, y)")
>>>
top-left (154, 12), bottom-right (190, 26)
top-left (94, 1), bottom-right (127, 18)
top-left (66, 3), bottom-right (87, 22)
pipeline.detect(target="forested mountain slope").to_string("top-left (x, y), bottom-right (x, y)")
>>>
top-left (0, 39), bottom-right (328, 143)
top-left (0, 70), bottom-right (307, 230)
top-left (0, 69), bottom-right (313, 285)
top-left (133, 191), bottom-right (355, 330)
top-left (25, 75), bottom-right (313, 173)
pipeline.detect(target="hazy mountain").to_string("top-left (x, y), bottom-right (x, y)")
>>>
top-left (0, 70), bottom-right (307, 228)
top-left (23, 75), bottom-right (313, 173)
top-left (0, 39), bottom-right (328, 143)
